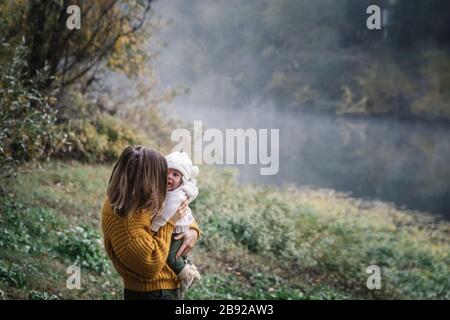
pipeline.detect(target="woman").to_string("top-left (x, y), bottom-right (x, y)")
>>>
top-left (101, 145), bottom-right (201, 300)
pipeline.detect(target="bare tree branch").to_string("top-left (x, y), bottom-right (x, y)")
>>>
top-left (62, 1), bottom-right (152, 88)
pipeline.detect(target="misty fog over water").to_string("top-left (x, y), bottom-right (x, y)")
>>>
top-left (148, 0), bottom-right (450, 218)
top-left (162, 101), bottom-right (450, 218)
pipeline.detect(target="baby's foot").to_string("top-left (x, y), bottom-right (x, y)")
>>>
top-left (188, 263), bottom-right (201, 287)
top-left (178, 263), bottom-right (201, 294)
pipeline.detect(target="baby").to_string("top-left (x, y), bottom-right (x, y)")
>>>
top-left (150, 151), bottom-right (201, 294)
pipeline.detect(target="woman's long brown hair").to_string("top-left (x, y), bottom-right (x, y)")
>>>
top-left (107, 146), bottom-right (167, 217)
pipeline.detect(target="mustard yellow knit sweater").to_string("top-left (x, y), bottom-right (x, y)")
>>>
top-left (101, 198), bottom-right (201, 292)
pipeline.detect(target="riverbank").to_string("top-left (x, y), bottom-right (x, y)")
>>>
top-left (1, 161), bottom-right (448, 299)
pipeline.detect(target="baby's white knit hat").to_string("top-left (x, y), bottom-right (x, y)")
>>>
top-left (166, 151), bottom-right (199, 183)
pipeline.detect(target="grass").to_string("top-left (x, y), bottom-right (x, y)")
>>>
top-left (0, 161), bottom-right (449, 299)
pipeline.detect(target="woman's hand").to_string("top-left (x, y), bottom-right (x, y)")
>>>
top-left (174, 229), bottom-right (199, 259)
top-left (168, 198), bottom-right (189, 225)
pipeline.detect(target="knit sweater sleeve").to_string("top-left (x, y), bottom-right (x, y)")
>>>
top-left (117, 222), bottom-right (175, 279)
top-left (189, 220), bottom-right (201, 240)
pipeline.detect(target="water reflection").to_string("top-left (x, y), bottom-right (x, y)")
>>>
top-left (166, 103), bottom-right (450, 218)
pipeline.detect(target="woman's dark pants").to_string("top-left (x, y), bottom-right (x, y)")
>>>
top-left (123, 288), bottom-right (182, 300)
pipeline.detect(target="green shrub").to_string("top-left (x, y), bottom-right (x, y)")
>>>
top-left (54, 226), bottom-right (110, 274)
top-left (28, 290), bottom-right (60, 300)
top-left (0, 196), bottom-right (62, 254)
top-left (0, 260), bottom-right (37, 289)
top-left (0, 41), bottom-right (59, 169)
top-left (55, 113), bottom-right (152, 163)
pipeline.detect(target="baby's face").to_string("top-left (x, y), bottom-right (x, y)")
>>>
top-left (167, 169), bottom-right (182, 191)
